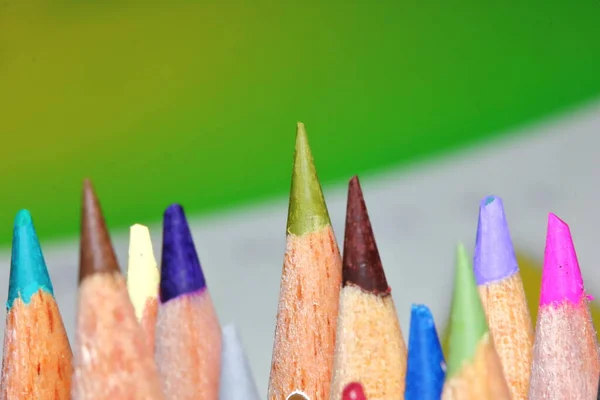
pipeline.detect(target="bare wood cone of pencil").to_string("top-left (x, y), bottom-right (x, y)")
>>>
top-left (268, 123), bottom-right (343, 399)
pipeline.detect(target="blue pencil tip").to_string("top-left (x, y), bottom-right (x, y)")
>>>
top-left (7, 209), bottom-right (54, 309)
top-left (160, 203), bottom-right (206, 303)
top-left (473, 195), bottom-right (518, 285)
top-left (405, 304), bottom-right (445, 400)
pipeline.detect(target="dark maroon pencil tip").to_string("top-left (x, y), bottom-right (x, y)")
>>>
top-left (342, 176), bottom-right (389, 295)
top-left (79, 179), bottom-right (120, 283)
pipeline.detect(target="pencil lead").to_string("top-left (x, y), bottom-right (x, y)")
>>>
top-left (473, 195), bottom-right (518, 284)
top-left (342, 382), bottom-right (367, 400)
top-left (286, 392), bottom-right (310, 400)
top-left (342, 175), bottom-right (389, 295)
top-left (447, 243), bottom-right (488, 377)
top-left (540, 213), bottom-right (585, 306)
top-left (127, 224), bottom-right (160, 320)
top-left (406, 304), bottom-right (445, 399)
top-left (286, 122), bottom-right (331, 236)
top-left (7, 209), bottom-right (54, 309)
top-left (160, 203), bottom-right (206, 303)
top-left (79, 179), bottom-right (119, 283)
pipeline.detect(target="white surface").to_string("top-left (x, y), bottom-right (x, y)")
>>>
top-left (0, 101), bottom-right (599, 397)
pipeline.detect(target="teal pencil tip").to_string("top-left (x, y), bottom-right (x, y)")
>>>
top-left (7, 209), bottom-right (54, 309)
top-left (15, 209), bottom-right (33, 226)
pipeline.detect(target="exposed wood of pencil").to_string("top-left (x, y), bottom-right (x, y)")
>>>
top-left (1, 291), bottom-right (72, 400)
top-left (140, 297), bottom-right (158, 348)
top-left (528, 302), bottom-right (600, 399)
top-left (478, 272), bottom-right (533, 400)
top-left (442, 333), bottom-right (510, 400)
top-left (330, 285), bottom-right (406, 399)
top-left (72, 272), bottom-right (164, 399)
top-left (269, 225), bottom-right (342, 400)
top-left (155, 292), bottom-right (222, 400)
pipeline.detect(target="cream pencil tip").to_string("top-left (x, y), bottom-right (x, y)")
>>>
top-left (127, 224), bottom-right (159, 320)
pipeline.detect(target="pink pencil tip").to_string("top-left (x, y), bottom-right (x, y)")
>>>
top-left (539, 213), bottom-right (585, 307)
top-left (342, 382), bottom-right (367, 400)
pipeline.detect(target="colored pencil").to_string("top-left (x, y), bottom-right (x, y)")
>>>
top-left (286, 392), bottom-right (309, 400)
top-left (219, 324), bottom-right (260, 400)
top-left (405, 304), bottom-right (445, 400)
top-left (155, 204), bottom-right (222, 400)
top-left (268, 123), bottom-right (342, 399)
top-left (528, 213), bottom-right (600, 399)
top-left (330, 176), bottom-right (407, 400)
top-left (442, 243), bottom-right (510, 400)
top-left (473, 195), bottom-right (533, 400)
top-left (0, 210), bottom-right (72, 400)
top-left (342, 382), bottom-right (367, 400)
top-left (127, 223), bottom-right (160, 349)
top-left (71, 180), bottom-right (163, 399)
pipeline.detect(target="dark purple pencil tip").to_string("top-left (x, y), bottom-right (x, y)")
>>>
top-left (473, 195), bottom-right (518, 285)
top-left (160, 203), bottom-right (206, 303)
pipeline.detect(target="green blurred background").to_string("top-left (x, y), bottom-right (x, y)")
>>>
top-left (2, 1), bottom-right (600, 245)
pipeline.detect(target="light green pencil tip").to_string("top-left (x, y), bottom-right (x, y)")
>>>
top-left (446, 243), bottom-right (489, 377)
top-left (7, 209), bottom-right (54, 310)
top-left (286, 122), bottom-right (331, 236)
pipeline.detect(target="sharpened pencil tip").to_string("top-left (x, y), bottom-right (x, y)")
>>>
top-left (447, 243), bottom-right (489, 378)
top-left (127, 224), bottom-right (159, 320)
top-left (540, 213), bottom-right (585, 306)
top-left (473, 195), bottom-right (518, 285)
top-left (286, 122), bottom-right (331, 236)
top-left (342, 382), bottom-right (366, 400)
top-left (79, 179), bottom-right (120, 283)
top-left (160, 204), bottom-right (206, 303)
top-left (286, 392), bottom-right (310, 400)
top-left (342, 176), bottom-right (389, 295)
top-left (7, 209), bottom-right (54, 309)
top-left (406, 304), bottom-right (445, 400)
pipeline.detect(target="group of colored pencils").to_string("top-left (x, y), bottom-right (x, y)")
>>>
top-left (1, 122), bottom-right (599, 399)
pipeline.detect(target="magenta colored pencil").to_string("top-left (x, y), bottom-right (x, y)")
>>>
top-left (529, 213), bottom-right (600, 399)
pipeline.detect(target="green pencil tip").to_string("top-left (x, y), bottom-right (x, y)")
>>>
top-left (286, 122), bottom-right (331, 236)
top-left (446, 243), bottom-right (488, 377)
top-left (7, 210), bottom-right (54, 309)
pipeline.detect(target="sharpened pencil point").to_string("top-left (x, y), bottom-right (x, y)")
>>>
top-left (220, 324), bottom-right (261, 400)
top-left (79, 179), bottom-right (120, 282)
top-left (539, 213), bottom-right (585, 306)
top-left (342, 382), bottom-right (366, 400)
top-left (342, 176), bottom-right (389, 295)
top-left (127, 224), bottom-right (160, 320)
top-left (447, 243), bottom-right (489, 377)
top-left (473, 195), bottom-right (519, 284)
top-left (7, 209), bottom-right (54, 309)
top-left (286, 122), bottom-right (331, 236)
top-left (286, 392), bottom-right (310, 400)
top-left (160, 203), bottom-right (206, 303)
top-left (406, 304), bottom-right (445, 400)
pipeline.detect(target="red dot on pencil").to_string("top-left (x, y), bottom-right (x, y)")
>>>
top-left (342, 382), bottom-right (366, 400)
